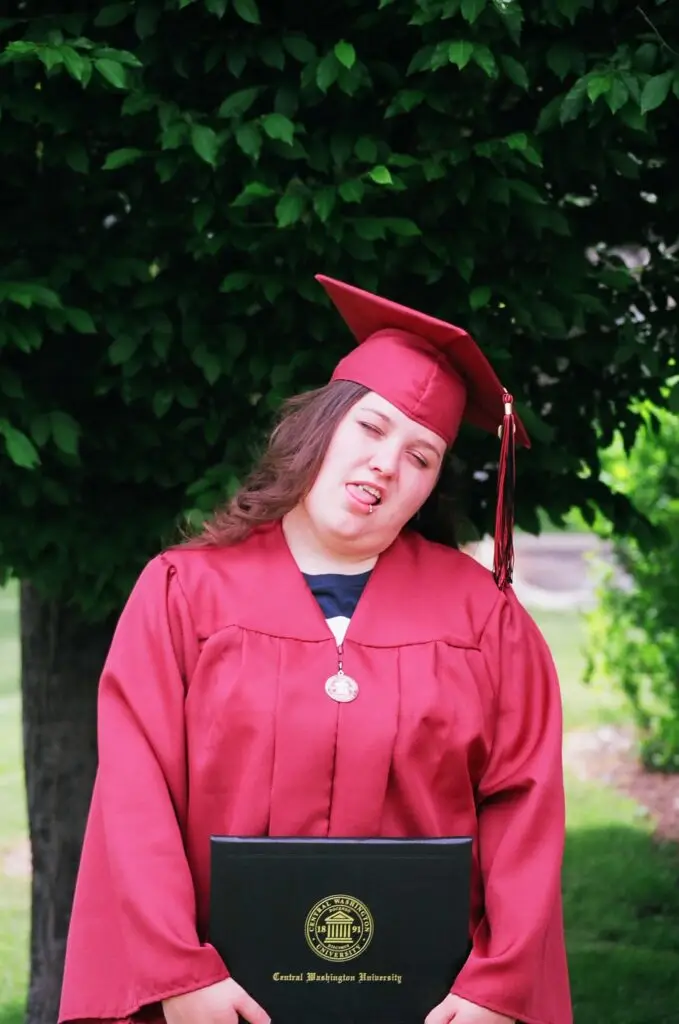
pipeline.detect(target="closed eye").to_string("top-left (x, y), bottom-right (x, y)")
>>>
top-left (359, 421), bottom-right (382, 435)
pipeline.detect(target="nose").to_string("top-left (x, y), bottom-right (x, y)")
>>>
top-left (369, 440), bottom-right (399, 478)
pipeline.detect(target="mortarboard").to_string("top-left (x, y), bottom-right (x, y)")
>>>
top-left (315, 273), bottom-right (530, 591)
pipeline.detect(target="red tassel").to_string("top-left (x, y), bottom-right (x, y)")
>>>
top-left (493, 393), bottom-right (516, 591)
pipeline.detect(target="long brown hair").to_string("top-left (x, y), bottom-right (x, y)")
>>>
top-left (185, 379), bottom-right (464, 550)
top-left (186, 380), bottom-right (369, 547)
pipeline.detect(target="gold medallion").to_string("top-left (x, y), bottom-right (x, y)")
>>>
top-left (304, 894), bottom-right (374, 961)
top-left (324, 672), bottom-right (359, 703)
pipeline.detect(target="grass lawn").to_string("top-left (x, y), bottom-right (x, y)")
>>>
top-left (0, 588), bottom-right (678, 1023)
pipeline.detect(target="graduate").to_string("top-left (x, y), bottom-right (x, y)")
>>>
top-left (59, 275), bottom-right (573, 1024)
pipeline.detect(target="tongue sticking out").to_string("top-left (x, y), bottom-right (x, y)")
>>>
top-left (347, 483), bottom-right (380, 508)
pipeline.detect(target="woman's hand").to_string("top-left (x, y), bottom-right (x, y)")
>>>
top-left (162, 978), bottom-right (270, 1024)
top-left (425, 993), bottom-right (515, 1024)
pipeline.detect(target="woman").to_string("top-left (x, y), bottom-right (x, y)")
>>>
top-left (59, 275), bottom-right (572, 1024)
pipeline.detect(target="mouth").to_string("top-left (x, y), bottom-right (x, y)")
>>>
top-left (346, 483), bottom-right (383, 509)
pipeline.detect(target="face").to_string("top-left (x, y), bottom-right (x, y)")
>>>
top-left (300, 391), bottom-right (447, 558)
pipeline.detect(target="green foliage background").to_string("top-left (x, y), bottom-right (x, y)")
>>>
top-left (0, 0), bottom-right (677, 619)
top-left (585, 395), bottom-right (679, 770)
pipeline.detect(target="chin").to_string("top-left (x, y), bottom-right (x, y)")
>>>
top-left (320, 513), bottom-right (367, 539)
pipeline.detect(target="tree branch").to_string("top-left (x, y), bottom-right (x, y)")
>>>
top-left (636, 5), bottom-right (679, 57)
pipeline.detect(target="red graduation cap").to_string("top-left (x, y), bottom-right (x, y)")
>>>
top-left (315, 273), bottom-right (530, 591)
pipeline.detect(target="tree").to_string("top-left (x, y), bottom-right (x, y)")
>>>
top-left (0, 0), bottom-right (677, 1019)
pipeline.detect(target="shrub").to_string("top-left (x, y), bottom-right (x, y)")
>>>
top-left (584, 397), bottom-right (679, 772)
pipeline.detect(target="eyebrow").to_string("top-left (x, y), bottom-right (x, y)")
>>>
top-left (359, 407), bottom-right (445, 458)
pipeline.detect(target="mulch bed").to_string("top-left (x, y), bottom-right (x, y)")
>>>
top-left (564, 726), bottom-right (679, 843)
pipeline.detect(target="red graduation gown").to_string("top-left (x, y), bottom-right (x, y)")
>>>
top-left (59, 522), bottom-right (572, 1024)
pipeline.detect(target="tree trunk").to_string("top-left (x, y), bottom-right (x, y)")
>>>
top-left (20, 582), bottom-right (116, 1024)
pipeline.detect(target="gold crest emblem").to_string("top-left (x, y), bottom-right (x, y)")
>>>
top-left (304, 894), bottom-right (374, 962)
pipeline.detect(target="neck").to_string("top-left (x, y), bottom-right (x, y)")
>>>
top-left (281, 508), bottom-right (379, 575)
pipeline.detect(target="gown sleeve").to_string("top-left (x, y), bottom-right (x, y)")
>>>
top-left (59, 555), bottom-right (229, 1024)
top-left (450, 587), bottom-right (572, 1024)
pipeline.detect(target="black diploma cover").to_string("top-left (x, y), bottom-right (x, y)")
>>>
top-left (209, 836), bottom-right (472, 1024)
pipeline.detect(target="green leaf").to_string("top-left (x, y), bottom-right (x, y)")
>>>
top-left (640, 71), bottom-right (674, 114)
top-left (65, 308), bottom-right (97, 334)
top-left (95, 58), bottom-right (128, 89)
top-left (454, 255), bottom-right (475, 282)
top-left (493, 0), bottom-right (523, 44)
top-left (235, 123), bottom-right (262, 159)
top-left (354, 219), bottom-right (386, 241)
top-left (233, 0), bottom-right (260, 24)
top-left (355, 136), bottom-right (378, 162)
top-left (161, 123), bottom-right (186, 150)
top-left (193, 199), bottom-right (214, 230)
top-left (501, 55), bottom-right (529, 89)
top-left (472, 44), bottom-right (497, 77)
top-left (261, 112), bottom-right (295, 145)
top-left (283, 35), bottom-right (317, 63)
top-left (587, 73), bottom-right (612, 103)
top-left (599, 267), bottom-right (634, 291)
top-left (135, 3), bottom-right (161, 38)
top-left (258, 38), bottom-right (285, 70)
top-left (317, 53), bottom-right (339, 92)
top-left (536, 95), bottom-right (563, 133)
top-left (190, 124), bottom-right (218, 165)
top-left (385, 89), bottom-right (424, 117)
top-left (634, 43), bottom-right (658, 74)
top-left (368, 165), bottom-right (392, 185)
top-left (334, 41), bottom-right (356, 69)
top-left (65, 142), bottom-right (89, 174)
top-left (121, 91), bottom-right (157, 116)
top-left (0, 423), bottom-right (40, 468)
top-left (94, 3), bottom-right (132, 27)
top-left (218, 86), bottom-right (260, 118)
top-left (232, 181), bottom-right (275, 206)
top-left (30, 415), bottom-right (51, 448)
top-left (275, 193), bottom-right (305, 228)
top-left (313, 188), bottom-right (336, 222)
top-left (103, 147), bottom-right (144, 170)
top-left (470, 285), bottom-right (491, 310)
top-left (220, 272), bottom-right (253, 292)
top-left (505, 132), bottom-right (528, 151)
top-left (560, 77), bottom-right (588, 123)
top-left (227, 49), bottom-right (247, 77)
top-left (195, 347), bottom-right (222, 385)
top-left (507, 178), bottom-right (545, 204)
top-left (60, 45), bottom-right (89, 82)
top-left (547, 42), bottom-right (577, 81)
top-left (0, 282), bottom-right (61, 310)
top-left (0, 372), bottom-right (22, 399)
top-left (206, 0), bottom-right (228, 14)
top-left (383, 218), bottom-right (421, 237)
top-left (339, 179), bottom-right (365, 203)
top-left (461, 0), bottom-right (486, 24)
top-left (37, 46), bottom-right (64, 73)
top-left (108, 334), bottom-right (140, 365)
top-left (606, 78), bottom-right (629, 114)
top-left (152, 390), bottom-right (173, 418)
top-left (50, 411), bottom-right (80, 456)
top-left (407, 45), bottom-right (436, 75)
top-left (274, 85), bottom-right (299, 118)
top-left (93, 47), bottom-right (142, 68)
top-left (530, 299), bottom-right (567, 336)
top-left (448, 41), bottom-right (474, 70)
